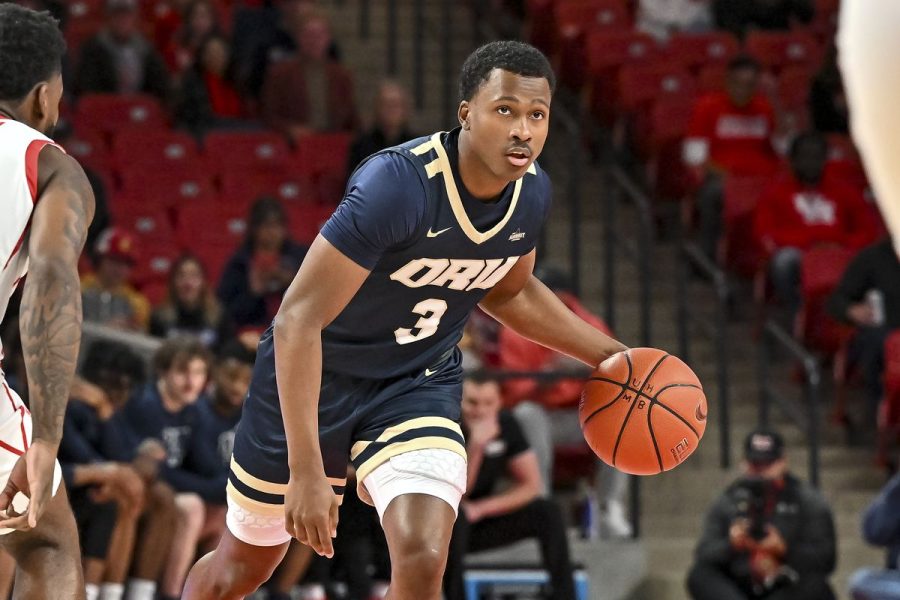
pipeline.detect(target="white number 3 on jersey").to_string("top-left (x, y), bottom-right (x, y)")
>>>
top-left (394, 299), bottom-right (448, 345)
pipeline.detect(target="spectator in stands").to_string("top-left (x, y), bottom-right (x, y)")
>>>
top-left (849, 472), bottom-right (900, 600)
top-left (687, 429), bottom-right (836, 600)
top-left (713, 0), bottom-right (814, 39)
top-left (174, 35), bottom-right (249, 135)
top-left (443, 372), bottom-right (576, 600)
top-left (164, 0), bottom-right (221, 74)
top-left (261, 10), bottom-right (358, 140)
top-left (157, 351), bottom-right (249, 600)
top-left (217, 197), bottom-right (308, 334)
top-left (61, 339), bottom-right (178, 600)
top-left (828, 238), bottom-right (900, 420)
top-left (754, 132), bottom-right (878, 320)
top-left (810, 46), bottom-right (849, 135)
top-left (683, 55), bottom-right (780, 260)
top-left (74, 0), bottom-right (170, 99)
top-left (150, 254), bottom-right (232, 348)
top-left (347, 80), bottom-right (415, 173)
top-left (637, 0), bottom-right (713, 42)
top-left (468, 0), bottom-right (527, 40)
top-left (82, 228), bottom-right (151, 332)
top-left (123, 337), bottom-right (213, 600)
top-left (499, 267), bottom-right (632, 539)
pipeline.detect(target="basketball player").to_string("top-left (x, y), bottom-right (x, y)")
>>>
top-left (0, 4), bottom-right (96, 598)
top-left (839, 2), bottom-right (900, 251)
top-left (184, 41), bottom-right (627, 600)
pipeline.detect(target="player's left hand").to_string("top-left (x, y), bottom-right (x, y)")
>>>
top-left (285, 472), bottom-right (339, 558)
top-left (0, 439), bottom-right (58, 531)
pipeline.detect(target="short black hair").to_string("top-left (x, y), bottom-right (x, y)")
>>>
top-left (789, 130), bottom-right (828, 158)
top-left (0, 4), bottom-right (65, 102)
top-left (458, 41), bottom-right (555, 102)
top-left (727, 54), bottom-right (762, 74)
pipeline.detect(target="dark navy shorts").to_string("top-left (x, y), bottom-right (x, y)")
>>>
top-left (226, 329), bottom-right (466, 517)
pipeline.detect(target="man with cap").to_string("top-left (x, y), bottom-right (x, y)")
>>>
top-left (686, 429), bottom-right (837, 600)
top-left (81, 228), bottom-right (151, 332)
top-left (75, 0), bottom-right (169, 98)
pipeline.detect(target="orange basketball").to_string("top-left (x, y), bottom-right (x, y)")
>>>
top-left (579, 347), bottom-right (707, 475)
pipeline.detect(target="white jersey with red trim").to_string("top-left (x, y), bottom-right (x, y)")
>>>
top-left (0, 118), bottom-right (59, 349)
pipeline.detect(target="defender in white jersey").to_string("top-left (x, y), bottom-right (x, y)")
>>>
top-left (0, 5), bottom-right (95, 597)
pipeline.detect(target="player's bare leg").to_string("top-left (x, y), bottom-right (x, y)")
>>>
top-left (381, 494), bottom-right (456, 600)
top-left (0, 485), bottom-right (85, 600)
top-left (182, 530), bottom-right (288, 599)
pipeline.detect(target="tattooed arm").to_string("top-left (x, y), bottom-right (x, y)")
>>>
top-left (0, 147), bottom-right (94, 530)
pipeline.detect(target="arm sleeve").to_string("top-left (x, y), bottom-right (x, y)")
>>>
top-left (786, 491), bottom-right (837, 574)
top-left (826, 250), bottom-right (872, 322)
top-left (320, 153), bottom-right (426, 269)
top-left (861, 474), bottom-right (900, 546)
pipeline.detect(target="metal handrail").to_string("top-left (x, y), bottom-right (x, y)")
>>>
top-left (604, 165), bottom-right (654, 347)
top-left (758, 320), bottom-right (823, 487)
top-left (675, 241), bottom-right (732, 469)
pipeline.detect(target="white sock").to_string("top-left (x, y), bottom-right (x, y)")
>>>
top-left (85, 583), bottom-right (100, 600)
top-left (124, 579), bottom-right (156, 600)
top-left (100, 583), bottom-right (125, 600)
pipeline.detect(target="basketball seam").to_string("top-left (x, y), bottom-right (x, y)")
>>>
top-left (652, 400), bottom-right (702, 441)
top-left (583, 352), bottom-right (633, 429)
top-left (647, 403), bottom-right (663, 472)
top-left (612, 353), bottom-right (668, 467)
top-left (588, 378), bottom-right (701, 401)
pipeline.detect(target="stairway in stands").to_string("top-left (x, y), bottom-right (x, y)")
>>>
top-left (321, 3), bottom-right (888, 599)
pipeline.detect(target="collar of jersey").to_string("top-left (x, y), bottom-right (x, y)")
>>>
top-left (427, 131), bottom-right (524, 245)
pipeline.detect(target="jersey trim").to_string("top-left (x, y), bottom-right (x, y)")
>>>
top-left (428, 132), bottom-right (524, 245)
top-left (24, 139), bottom-right (54, 203)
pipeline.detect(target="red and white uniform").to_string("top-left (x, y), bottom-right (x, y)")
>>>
top-left (0, 117), bottom-right (64, 525)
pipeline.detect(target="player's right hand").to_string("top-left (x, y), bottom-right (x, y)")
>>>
top-left (285, 473), bottom-right (339, 558)
top-left (0, 439), bottom-right (58, 531)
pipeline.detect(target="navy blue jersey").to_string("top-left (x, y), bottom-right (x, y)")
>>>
top-left (319, 128), bottom-right (552, 379)
top-left (123, 383), bottom-right (200, 469)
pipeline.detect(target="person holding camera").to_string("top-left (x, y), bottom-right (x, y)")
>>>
top-left (686, 429), bottom-right (837, 600)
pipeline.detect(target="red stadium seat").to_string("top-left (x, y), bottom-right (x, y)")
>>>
top-left (525, 0), bottom-right (557, 52)
top-left (111, 129), bottom-right (200, 170)
top-left (697, 64), bottom-right (727, 93)
top-left (585, 31), bottom-right (657, 75)
top-left (555, 0), bottom-right (629, 41)
top-left (73, 94), bottom-right (167, 136)
top-left (776, 66), bottom-right (813, 110)
top-left (132, 245), bottom-right (180, 287)
top-left (720, 176), bottom-right (769, 275)
top-left (667, 32), bottom-right (740, 70)
top-left (119, 165), bottom-right (216, 208)
top-left (286, 203), bottom-right (336, 245)
top-left (292, 133), bottom-right (352, 179)
top-left (617, 63), bottom-right (695, 113)
top-left (794, 246), bottom-right (856, 354)
top-left (744, 31), bottom-right (821, 71)
top-left (62, 130), bottom-right (111, 174)
top-left (204, 131), bottom-right (290, 175)
top-left (176, 201), bottom-right (247, 249)
top-left (109, 202), bottom-right (176, 246)
top-left (220, 171), bottom-right (318, 208)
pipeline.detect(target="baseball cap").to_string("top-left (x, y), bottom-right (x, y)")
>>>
top-left (95, 228), bottom-right (138, 264)
top-left (743, 429), bottom-right (785, 465)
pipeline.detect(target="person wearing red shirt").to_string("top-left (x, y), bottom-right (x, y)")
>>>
top-left (499, 268), bottom-right (632, 539)
top-left (754, 132), bottom-right (878, 318)
top-left (683, 56), bottom-right (780, 259)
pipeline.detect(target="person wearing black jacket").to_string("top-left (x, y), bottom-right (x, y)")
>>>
top-left (849, 472), bottom-right (900, 599)
top-left (827, 237), bottom-right (900, 420)
top-left (687, 429), bottom-right (836, 600)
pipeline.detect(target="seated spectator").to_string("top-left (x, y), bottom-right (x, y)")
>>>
top-left (150, 254), bottom-right (233, 348)
top-left (687, 429), bottom-right (836, 600)
top-left (157, 351), bottom-right (249, 600)
top-left (217, 198), bottom-right (308, 335)
top-left (61, 340), bottom-right (177, 600)
top-left (174, 35), bottom-right (249, 135)
top-left (683, 56), bottom-right (780, 259)
top-left (810, 46), bottom-right (849, 134)
top-left (713, 0), bottom-right (814, 39)
top-left (261, 11), bottom-right (358, 141)
top-left (74, 0), bottom-right (169, 99)
top-left (499, 267), bottom-right (631, 539)
top-left (347, 80), bottom-right (416, 174)
top-left (849, 472), bottom-right (900, 600)
top-left (82, 228), bottom-right (151, 332)
top-left (122, 337), bottom-right (213, 600)
top-left (637, 0), bottom-right (713, 41)
top-left (827, 238), bottom-right (900, 421)
top-left (754, 132), bottom-right (878, 319)
top-left (443, 372), bottom-right (576, 600)
top-left (163, 0), bottom-right (220, 74)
